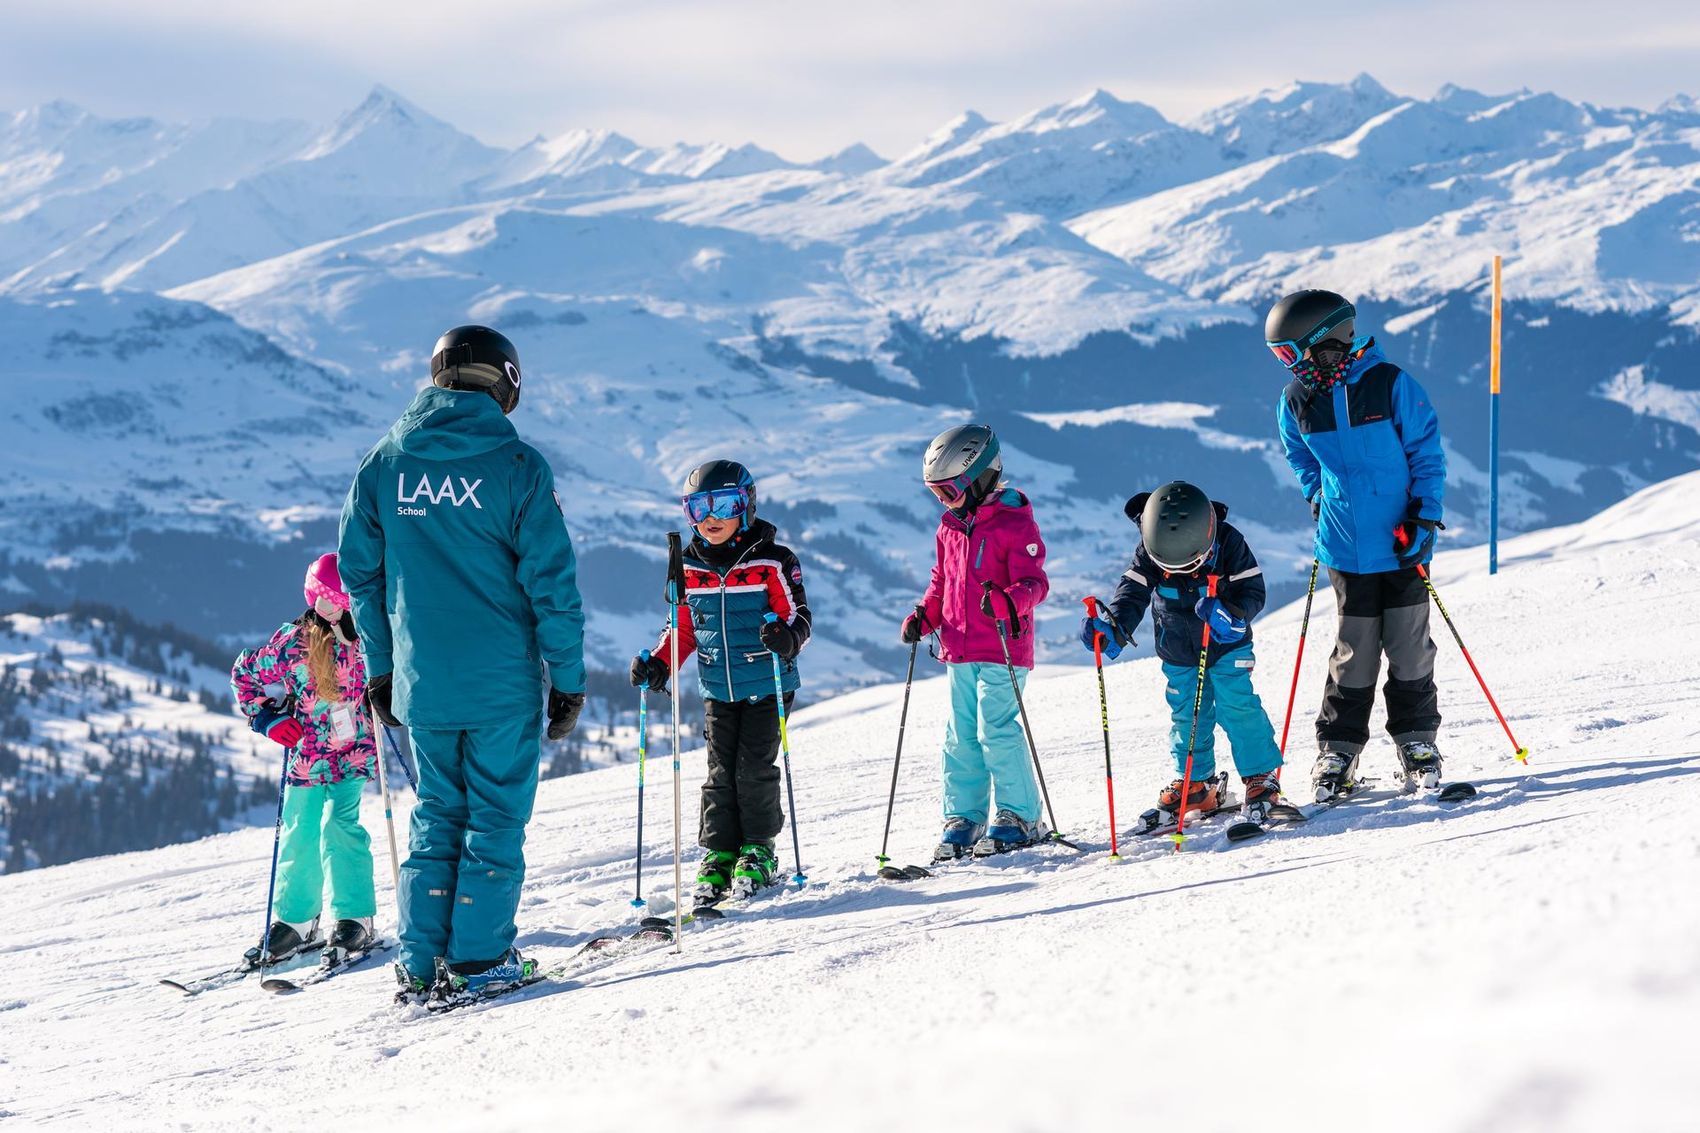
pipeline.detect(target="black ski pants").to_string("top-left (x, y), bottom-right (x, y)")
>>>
top-left (1316, 567), bottom-right (1441, 754)
top-left (699, 693), bottom-right (793, 852)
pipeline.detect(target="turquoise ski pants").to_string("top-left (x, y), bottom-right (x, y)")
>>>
top-left (1160, 648), bottom-right (1283, 781)
top-left (941, 661), bottom-right (1041, 825)
top-left (398, 710), bottom-right (540, 980)
top-left (274, 777), bottom-right (377, 925)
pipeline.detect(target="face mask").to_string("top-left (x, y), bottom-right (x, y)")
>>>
top-left (1292, 344), bottom-right (1351, 394)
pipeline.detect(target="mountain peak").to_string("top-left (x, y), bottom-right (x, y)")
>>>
top-left (810, 142), bottom-right (886, 175)
top-left (297, 84), bottom-right (498, 168)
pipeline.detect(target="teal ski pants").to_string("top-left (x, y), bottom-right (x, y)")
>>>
top-left (398, 710), bottom-right (540, 980)
top-left (940, 661), bottom-right (1041, 825)
top-left (1160, 648), bottom-right (1283, 781)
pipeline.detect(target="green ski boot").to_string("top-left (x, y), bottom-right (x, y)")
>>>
top-left (730, 841), bottom-right (778, 900)
top-left (695, 849), bottom-right (738, 907)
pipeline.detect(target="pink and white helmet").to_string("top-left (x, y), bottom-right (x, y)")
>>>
top-left (304, 553), bottom-right (349, 620)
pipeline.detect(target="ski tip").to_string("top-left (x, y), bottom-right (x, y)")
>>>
top-left (1438, 781), bottom-right (1479, 802)
top-left (158, 980), bottom-right (191, 994)
top-left (877, 866), bottom-right (912, 882)
top-left (694, 907), bottom-right (726, 920)
top-left (261, 979), bottom-right (301, 994)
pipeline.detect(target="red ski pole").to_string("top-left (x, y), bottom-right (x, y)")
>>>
top-left (1416, 563), bottom-right (1530, 763)
top-left (1083, 597), bottom-right (1120, 861)
top-left (1171, 575), bottom-right (1219, 852)
top-left (1275, 559), bottom-right (1321, 781)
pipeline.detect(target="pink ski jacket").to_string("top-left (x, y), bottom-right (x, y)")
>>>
top-left (919, 488), bottom-right (1050, 668)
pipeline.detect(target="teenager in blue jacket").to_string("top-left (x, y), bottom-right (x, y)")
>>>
top-left (1270, 289), bottom-right (1447, 802)
top-left (339, 325), bottom-right (586, 1005)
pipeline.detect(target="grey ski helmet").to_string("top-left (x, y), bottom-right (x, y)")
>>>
top-left (923, 424), bottom-right (1002, 509)
top-left (431, 325), bottom-right (522, 414)
top-left (681, 459), bottom-right (756, 529)
top-left (1264, 290), bottom-right (1356, 370)
top-left (1140, 481), bottom-right (1217, 574)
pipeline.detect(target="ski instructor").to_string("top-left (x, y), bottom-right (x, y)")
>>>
top-left (338, 324), bottom-right (587, 1005)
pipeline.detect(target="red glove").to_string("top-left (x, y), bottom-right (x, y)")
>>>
top-left (265, 717), bottom-right (305, 747)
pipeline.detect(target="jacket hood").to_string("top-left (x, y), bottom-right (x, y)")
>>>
top-left (389, 386), bottom-right (517, 460)
top-left (1344, 339), bottom-right (1388, 383)
top-left (1124, 492), bottom-right (1231, 527)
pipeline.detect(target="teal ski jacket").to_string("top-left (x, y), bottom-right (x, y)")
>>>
top-left (338, 387), bottom-right (586, 730)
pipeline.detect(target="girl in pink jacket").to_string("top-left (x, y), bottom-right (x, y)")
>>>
top-left (900, 424), bottom-right (1050, 860)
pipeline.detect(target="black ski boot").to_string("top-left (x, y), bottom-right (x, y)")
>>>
top-left (1396, 740), bottom-right (1443, 789)
top-left (246, 917), bottom-right (320, 966)
top-left (1311, 750), bottom-right (1361, 803)
top-left (328, 917), bottom-right (374, 954)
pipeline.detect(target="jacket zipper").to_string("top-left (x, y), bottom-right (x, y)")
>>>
top-left (717, 538), bottom-right (763, 699)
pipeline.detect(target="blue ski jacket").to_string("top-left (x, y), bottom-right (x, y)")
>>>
top-left (1276, 341), bottom-right (1446, 575)
top-left (337, 387), bottom-right (586, 730)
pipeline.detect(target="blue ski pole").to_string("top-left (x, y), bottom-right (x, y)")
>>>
top-left (763, 613), bottom-right (807, 886)
top-left (631, 654), bottom-right (650, 910)
top-left (254, 735), bottom-right (292, 965)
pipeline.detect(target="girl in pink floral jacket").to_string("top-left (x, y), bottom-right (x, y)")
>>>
top-left (230, 553), bottom-right (378, 958)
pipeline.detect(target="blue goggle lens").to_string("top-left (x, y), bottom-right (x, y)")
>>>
top-left (683, 488), bottom-right (749, 523)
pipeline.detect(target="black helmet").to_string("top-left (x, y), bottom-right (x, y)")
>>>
top-left (1140, 481), bottom-right (1217, 574)
top-left (923, 424), bottom-right (1002, 511)
top-left (431, 325), bottom-right (522, 414)
top-left (1264, 290), bottom-right (1356, 370)
top-left (681, 459), bottom-right (757, 529)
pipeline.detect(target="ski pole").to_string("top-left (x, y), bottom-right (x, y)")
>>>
top-left (631, 659), bottom-right (649, 910)
top-left (386, 725), bottom-right (419, 793)
top-left (1275, 559), bottom-right (1321, 777)
top-left (1172, 575), bottom-right (1220, 852)
top-left (666, 531), bottom-right (686, 949)
top-left (1082, 597), bottom-right (1120, 861)
top-left (1416, 563), bottom-right (1530, 763)
top-left (256, 735), bottom-right (292, 964)
top-left (982, 581), bottom-right (1069, 845)
top-left (763, 613), bottom-right (807, 886)
top-left (876, 640), bottom-right (920, 872)
top-left (374, 725), bottom-right (404, 890)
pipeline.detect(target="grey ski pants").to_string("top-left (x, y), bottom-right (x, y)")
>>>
top-left (1316, 567), bottom-right (1440, 754)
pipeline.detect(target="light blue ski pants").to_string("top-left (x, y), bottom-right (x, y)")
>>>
top-left (1161, 648), bottom-right (1283, 781)
top-left (941, 661), bottom-right (1041, 825)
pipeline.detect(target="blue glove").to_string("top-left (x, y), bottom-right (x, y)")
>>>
top-left (1078, 615), bottom-right (1130, 660)
top-left (1195, 597), bottom-right (1248, 645)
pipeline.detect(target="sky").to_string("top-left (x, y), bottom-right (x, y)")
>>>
top-left (3, 0), bottom-right (1698, 160)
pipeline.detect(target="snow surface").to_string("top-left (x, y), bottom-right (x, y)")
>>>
top-left (4, 472), bottom-right (1699, 1130)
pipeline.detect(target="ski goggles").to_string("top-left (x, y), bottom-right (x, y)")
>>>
top-left (682, 487), bottom-right (750, 524)
top-left (927, 470), bottom-right (986, 508)
top-left (1266, 303), bottom-right (1356, 369)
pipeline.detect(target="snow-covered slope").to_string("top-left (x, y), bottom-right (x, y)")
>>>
top-left (3, 471), bottom-right (1697, 1130)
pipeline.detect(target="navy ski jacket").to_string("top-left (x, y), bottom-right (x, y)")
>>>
top-left (1106, 495), bottom-right (1267, 668)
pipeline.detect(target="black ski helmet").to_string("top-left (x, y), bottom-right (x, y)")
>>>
top-left (431, 325), bottom-right (522, 414)
top-left (1264, 290), bottom-right (1356, 369)
top-left (923, 424), bottom-right (1002, 510)
top-left (682, 459), bottom-right (757, 529)
top-left (1140, 481), bottom-right (1217, 574)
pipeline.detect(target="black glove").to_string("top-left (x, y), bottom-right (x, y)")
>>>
top-left (546, 688), bottom-right (585, 740)
top-left (899, 605), bottom-right (930, 645)
top-left (1309, 495), bottom-right (1322, 523)
top-left (1394, 500), bottom-right (1443, 568)
top-left (366, 672), bottom-right (401, 727)
top-left (760, 619), bottom-right (801, 661)
top-left (979, 584), bottom-right (1020, 626)
top-left (630, 653), bottom-right (670, 693)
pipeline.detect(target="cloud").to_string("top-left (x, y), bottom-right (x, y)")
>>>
top-left (1, 0), bottom-right (1695, 159)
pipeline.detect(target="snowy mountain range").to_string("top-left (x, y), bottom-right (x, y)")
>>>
top-left (2, 75), bottom-right (1697, 695)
